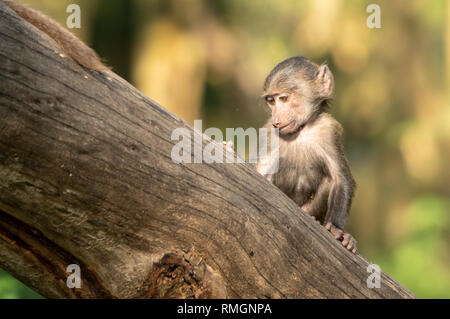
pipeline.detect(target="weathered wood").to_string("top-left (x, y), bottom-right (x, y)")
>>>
top-left (0, 2), bottom-right (415, 299)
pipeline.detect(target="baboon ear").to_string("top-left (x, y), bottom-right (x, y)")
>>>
top-left (316, 64), bottom-right (334, 98)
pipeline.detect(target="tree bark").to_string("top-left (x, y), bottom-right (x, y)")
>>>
top-left (0, 2), bottom-right (415, 299)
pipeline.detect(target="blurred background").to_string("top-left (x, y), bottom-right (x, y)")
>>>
top-left (1, 0), bottom-right (449, 299)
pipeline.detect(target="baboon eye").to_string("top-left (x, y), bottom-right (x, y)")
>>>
top-left (279, 95), bottom-right (288, 102)
top-left (265, 96), bottom-right (274, 104)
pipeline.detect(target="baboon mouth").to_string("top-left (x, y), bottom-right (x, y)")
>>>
top-left (280, 122), bottom-right (306, 138)
top-left (279, 120), bottom-right (296, 130)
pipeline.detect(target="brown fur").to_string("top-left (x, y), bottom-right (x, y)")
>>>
top-left (2, 0), bottom-right (107, 71)
top-left (256, 56), bottom-right (357, 252)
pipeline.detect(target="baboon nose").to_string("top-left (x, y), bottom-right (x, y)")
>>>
top-left (272, 122), bottom-right (280, 128)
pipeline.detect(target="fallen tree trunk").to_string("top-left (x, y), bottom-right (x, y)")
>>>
top-left (0, 2), bottom-right (415, 299)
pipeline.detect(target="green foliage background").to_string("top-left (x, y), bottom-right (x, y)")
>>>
top-left (1, 0), bottom-right (449, 298)
top-left (0, 270), bottom-right (42, 298)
